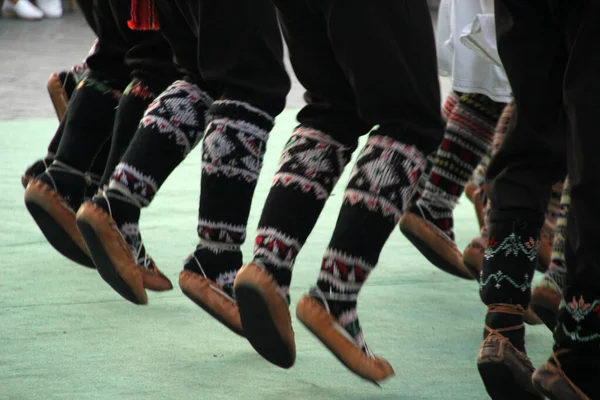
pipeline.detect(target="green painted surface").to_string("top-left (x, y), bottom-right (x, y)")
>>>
top-left (0, 114), bottom-right (553, 399)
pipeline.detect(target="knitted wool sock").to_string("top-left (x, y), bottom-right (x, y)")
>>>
top-left (252, 127), bottom-right (355, 300)
top-left (480, 218), bottom-right (542, 352)
top-left (191, 100), bottom-right (277, 296)
top-left (441, 91), bottom-right (460, 122)
top-left (54, 72), bottom-right (122, 172)
top-left (552, 288), bottom-right (600, 398)
top-left (413, 91), bottom-right (461, 202)
top-left (47, 117), bottom-right (65, 158)
top-left (37, 160), bottom-right (90, 210)
top-left (314, 134), bottom-right (426, 353)
top-left (99, 77), bottom-right (164, 188)
top-left (100, 80), bottom-right (213, 265)
top-left (467, 101), bottom-right (514, 192)
top-left (410, 93), bottom-right (504, 241)
top-left (84, 140), bottom-right (110, 199)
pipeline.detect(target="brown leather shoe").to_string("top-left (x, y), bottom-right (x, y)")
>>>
top-left (47, 72), bottom-right (69, 122)
top-left (24, 179), bottom-right (94, 267)
top-left (536, 226), bottom-right (554, 273)
top-left (530, 278), bottom-right (561, 331)
top-left (463, 236), bottom-right (485, 279)
top-left (179, 270), bottom-right (243, 336)
top-left (532, 351), bottom-right (591, 400)
top-left (478, 333), bottom-right (542, 399)
top-left (400, 211), bottom-right (473, 280)
top-left (76, 201), bottom-right (149, 305)
top-left (234, 263), bottom-right (295, 368)
top-left (296, 294), bottom-right (394, 384)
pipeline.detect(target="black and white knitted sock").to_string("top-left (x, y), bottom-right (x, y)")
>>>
top-left (480, 218), bottom-right (542, 351)
top-left (187, 100), bottom-right (276, 296)
top-left (98, 80), bottom-right (213, 265)
top-left (314, 135), bottom-right (426, 353)
top-left (252, 127), bottom-right (355, 301)
top-left (410, 93), bottom-right (503, 240)
top-left (100, 77), bottom-right (164, 188)
top-left (54, 72), bottom-right (122, 172)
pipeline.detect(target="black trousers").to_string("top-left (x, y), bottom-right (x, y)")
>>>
top-left (488, 0), bottom-right (600, 295)
top-left (154, 0), bottom-right (291, 117)
top-left (80, 0), bottom-right (177, 88)
top-left (54, 0), bottom-right (179, 179)
top-left (272, 0), bottom-right (444, 153)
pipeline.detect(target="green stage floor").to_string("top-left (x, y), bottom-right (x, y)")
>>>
top-left (0, 112), bottom-right (553, 399)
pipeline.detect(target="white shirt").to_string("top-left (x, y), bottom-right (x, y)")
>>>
top-left (436, 0), bottom-right (512, 103)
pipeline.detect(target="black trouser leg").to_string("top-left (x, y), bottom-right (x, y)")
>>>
top-left (487, 0), bottom-right (568, 222)
top-left (179, 0), bottom-right (290, 116)
top-left (273, 0), bottom-right (368, 145)
top-left (98, 0), bottom-right (181, 188)
top-left (313, 0), bottom-right (443, 153)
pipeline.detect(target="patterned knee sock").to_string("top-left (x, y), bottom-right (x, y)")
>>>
top-left (541, 178), bottom-right (570, 292)
top-left (411, 93), bottom-right (504, 240)
top-left (252, 127), bottom-right (355, 301)
top-left (101, 80), bottom-right (213, 265)
top-left (553, 288), bottom-right (600, 397)
top-left (441, 91), bottom-right (460, 122)
top-left (100, 77), bottom-right (165, 188)
top-left (187, 100), bottom-right (277, 297)
top-left (54, 72), bottom-right (122, 172)
top-left (314, 135), bottom-right (426, 352)
top-left (480, 218), bottom-right (542, 351)
top-left (413, 91), bottom-right (461, 202)
top-left (467, 101), bottom-right (514, 192)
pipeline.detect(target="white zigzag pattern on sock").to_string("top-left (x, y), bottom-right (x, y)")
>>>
top-left (216, 270), bottom-right (237, 288)
top-left (272, 173), bottom-right (329, 200)
top-left (318, 271), bottom-right (363, 293)
top-left (323, 248), bottom-right (375, 271)
top-left (140, 115), bottom-right (197, 155)
top-left (198, 219), bottom-right (246, 232)
top-left (344, 189), bottom-right (403, 223)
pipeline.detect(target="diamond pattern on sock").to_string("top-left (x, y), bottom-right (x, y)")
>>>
top-left (252, 127), bottom-right (354, 293)
top-left (271, 127), bottom-right (353, 200)
top-left (344, 135), bottom-right (425, 223)
top-left (201, 101), bottom-right (271, 183)
top-left (139, 80), bottom-right (213, 157)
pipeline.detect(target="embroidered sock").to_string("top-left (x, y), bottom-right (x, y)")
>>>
top-left (252, 127), bottom-right (355, 300)
top-left (100, 77), bottom-right (164, 188)
top-left (314, 134), bottom-right (426, 353)
top-left (411, 93), bottom-right (504, 240)
top-left (555, 291), bottom-right (600, 348)
top-left (191, 100), bottom-right (276, 293)
top-left (54, 72), bottom-right (122, 172)
top-left (480, 218), bottom-right (542, 351)
top-left (100, 80), bottom-right (213, 265)
top-left (552, 289), bottom-right (600, 398)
